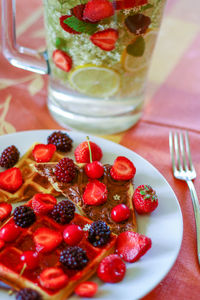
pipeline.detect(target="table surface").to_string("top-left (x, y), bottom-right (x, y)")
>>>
top-left (0, 0), bottom-right (200, 299)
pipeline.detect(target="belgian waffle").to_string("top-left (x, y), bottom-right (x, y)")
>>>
top-left (34, 163), bottom-right (137, 235)
top-left (0, 213), bottom-right (116, 300)
top-left (0, 144), bottom-right (65, 203)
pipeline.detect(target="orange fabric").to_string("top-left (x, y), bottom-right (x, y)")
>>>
top-left (0, 0), bottom-right (200, 299)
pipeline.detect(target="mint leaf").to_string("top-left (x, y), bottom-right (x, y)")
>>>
top-left (127, 36), bottom-right (145, 57)
top-left (64, 16), bottom-right (98, 35)
top-left (140, 3), bottom-right (154, 12)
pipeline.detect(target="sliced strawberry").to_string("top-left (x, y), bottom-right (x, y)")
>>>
top-left (116, 231), bottom-right (152, 262)
top-left (53, 50), bottom-right (72, 73)
top-left (0, 203), bottom-right (12, 221)
top-left (113, 0), bottom-right (147, 10)
top-left (75, 141), bottom-right (102, 163)
top-left (0, 167), bottom-right (23, 193)
top-left (60, 15), bottom-right (81, 34)
top-left (0, 222), bottom-right (21, 242)
top-left (39, 267), bottom-right (68, 290)
top-left (83, 0), bottom-right (114, 22)
top-left (83, 180), bottom-right (107, 206)
top-left (90, 29), bottom-right (118, 51)
top-left (75, 281), bottom-right (98, 297)
top-left (71, 4), bottom-right (86, 21)
top-left (34, 227), bottom-right (62, 253)
top-left (110, 156), bottom-right (136, 181)
top-left (32, 193), bottom-right (57, 215)
top-left (32, 144), bottom-right (56, 163)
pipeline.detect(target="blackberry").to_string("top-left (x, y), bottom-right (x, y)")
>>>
top-left (54, 157), bottom-right (76, 183)
top-left (0, 145), bottom-right (20, 168)
top-left (47, 131), bottom-right (73, 152)
top-left (14, 206), bottom-right (36, 228)
top-left (60, 246), bottom-right (88, 270)
top-left (16, 288), bottom-right (42, 300)
top-left (51, 200), bottom-right (75, 224)
top-left (88, 221), bottom-right (110, 247)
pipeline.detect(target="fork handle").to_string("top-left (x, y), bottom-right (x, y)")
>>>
top-left (187, 180), bottom-right (200, 265)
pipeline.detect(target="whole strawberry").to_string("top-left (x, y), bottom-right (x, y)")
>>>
top-left (133, 185), bottom-right (158, 214)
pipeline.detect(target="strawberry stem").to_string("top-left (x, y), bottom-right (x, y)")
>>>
top-left (86, 136), bottom-right (93, 163)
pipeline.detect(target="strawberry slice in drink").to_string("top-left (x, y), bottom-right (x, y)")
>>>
top-left (90, 29), bottom-right (118, 51)
top-left (83, 0), bottom-right (114, 22)
top-left (60, 15), bottom-right (81, 34)
top-left (113, 0), bottom-right (147, 10)
top-left (52, 50), bottom-right (73, 72)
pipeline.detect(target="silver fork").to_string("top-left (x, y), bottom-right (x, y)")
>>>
top-left (169, 131), bottom-right (200, 264)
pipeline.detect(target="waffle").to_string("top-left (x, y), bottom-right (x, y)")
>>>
top-left (34, 163), bottom-right (137, 235)
top-left (0, 213), bottom-right (116, 300)
top-left (0, 144), bottom-right (66, 203)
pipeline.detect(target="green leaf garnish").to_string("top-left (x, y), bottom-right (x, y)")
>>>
top-left (64, 16), bottom-right (98, 35)
top-left (126, 36), bottom-right (145, 57)
top-left (140, 190), bottom-right (146, 196)
top-left (140, 3), bottom-right (154, 12)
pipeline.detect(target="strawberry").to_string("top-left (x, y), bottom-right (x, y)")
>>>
top-left (20, 251), bottom-right (39, 270)
top-left (75, 281), bottom-right (98, 297)
top-left (71, 4), bottom-right (86, 21)
top-left (83, 180), bottom-right (107, 206)
top-left (39, 267), bottom-right (68, 290)
top-left (52, 50), bottom-right (72, 72)
top-left (84, 137), bottom-right (104, 179)
top-left (0, 239), bottom-right (5, 250)
top-left (0, 222), bottom-right (21, 242)
top-left (90, 29), bottom-right (118, 51)
top-left (97, 254), bottom-right (126, 283)
top-left (63, 224), bottom-right (84, 246)
top-left (113, 0), bottom-right (147, 10)
top-left (83, 0), bottom-right (114, 22)
top-left (60, 15), bottom-right (81, 34)
top-left (74, 140), bottom-right (102, 163)
top-left (33, 227), bottom-right (62, 253)
top-left (0, 167), bottom-right (23, 193)
top-left (0, 203), bottom-right (12, 221)
top-left (116, 231), bottom-right (152, 262)
top-left (110, 156), bottom-right (136, 181)
top-left (31, 193), bottom-right (57, 215)
top-left (111, 204), bottom-right (130, 222)
top-left (32, 144), bottom-right (56, 163)
top-left (133, 184), bottom-right (158, 214)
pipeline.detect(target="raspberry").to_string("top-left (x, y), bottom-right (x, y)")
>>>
top-left (16, 288), bottom-right (42, 300)
top-left (47, 131), bottom-right (73, 152)
top-left (14, 206), bottom-right (36, 228)
top-left (60, 246), bottom-right (88, 270)
top-left (0, 145), bottom-right (19, 168)
top-left (88, 221), bottom-right (110, 247)
top-left (51, 200), bottom-right (75, 224)
top-left (54, 157), bottom-right (76, 183)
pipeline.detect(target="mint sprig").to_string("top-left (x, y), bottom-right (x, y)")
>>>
top-left (127, 36), bottom-right (145, 57)
top-left (64, 16), bottom-right (98, 35)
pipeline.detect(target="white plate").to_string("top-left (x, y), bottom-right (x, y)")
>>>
top-left (0, 130), bottom-right (183, 300)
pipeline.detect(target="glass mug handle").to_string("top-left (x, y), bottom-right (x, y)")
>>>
top-left (1, 0), bottom-right (49, 75)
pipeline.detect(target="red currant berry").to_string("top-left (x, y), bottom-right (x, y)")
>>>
top-left (63, 224), bottom-right (84, 246)
top-left (111, 204), bottom-right (130, 222)
top-left (20, 251), bottom-right (39, 270)
top-left (85, 161), bottom-right (104, 179)
top-left (0, 222), bottom-right (21, 242)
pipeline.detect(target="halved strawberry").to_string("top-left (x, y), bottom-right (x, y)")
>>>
top-left (31, 193), bottom-right (57, 215)
top-left (113, 0), bottom-right (147, 10)
top-left (75, 141), bottom-right (102, 163)
top-left (0, 203), bottom-right (12, 221)
top-left (90, 29), bottom-right (118, 51)
top-left (0, 167), bottom-right (23, 193)
top-left (52, 50), bottom-right (72, 73)
top-left (75, 281), bottom-right (98, 297)
top-left (0, 240), bottom-right (5, 250)
top-left (83, 0), bottom-right (114, 22)
top-left (32, 144), bottom-right (56, 163)
top-left (60, 15), bottom-right (81, 34)
top-left (110, 156), bottom-right (136, 181)
top-left (71, 4), bottom-right (86, 21)
top-left (116, 231), bottom-right (152, 262)
top-left (83, 180), bottom-right (107, 206)
top-left (39, 267), bottom-right (68, 290)
top-left (33, 227), bottom-right (62, 253)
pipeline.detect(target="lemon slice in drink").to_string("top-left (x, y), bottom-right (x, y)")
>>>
top-left (69, 65), bottom-right (120, 98)
top-left (122, 30), bottom-right (158, 73)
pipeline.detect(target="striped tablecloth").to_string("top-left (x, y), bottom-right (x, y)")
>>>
top-left (0, 0), bottom-right (200, 299)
